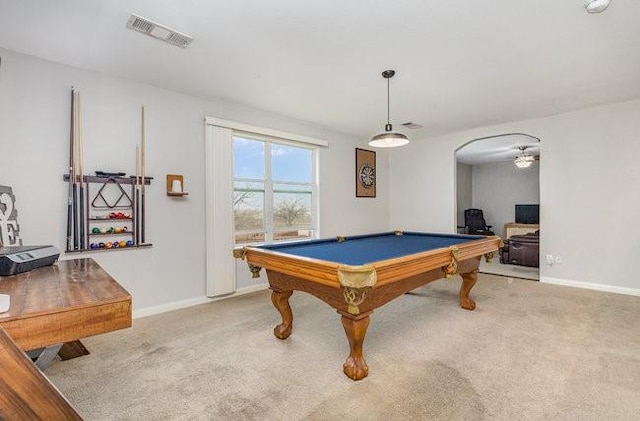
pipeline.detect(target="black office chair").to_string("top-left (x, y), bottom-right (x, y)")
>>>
top-left (464, 208), bottom-right (495, 236)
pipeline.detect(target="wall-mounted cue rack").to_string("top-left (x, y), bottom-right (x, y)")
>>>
top-left (64, 88), bottom-right (151, 253)
top-left (63, 175), bottom-right (152, 253)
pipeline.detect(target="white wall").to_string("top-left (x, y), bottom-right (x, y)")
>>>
top-left (0, 48), bottom-right (390, 313)
top-left (390, 98), bottom-right (640, 292)
top-left (472, 161), bottom-right (539, 238)
top-left (455, 163), bottom-right (472, 228)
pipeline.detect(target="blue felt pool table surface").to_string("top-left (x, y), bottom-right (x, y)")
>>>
top-left (259, 232), bottom-right (485, 266)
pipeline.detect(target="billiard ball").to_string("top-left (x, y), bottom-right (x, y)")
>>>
top-left (98, 242), bottom-right (105, 248)
top-left (126, 240), bottom-right (134, 247)
top-left (114, 227), bottom-right (122, 233)
top-left (92, 227), bottom-right (100, 234)
top-left (90, 243), bottom-right (99, 249)
top-left (105, 242), bottom-right (113, 249)
top-left (119, 240), bottom-right (127, 247)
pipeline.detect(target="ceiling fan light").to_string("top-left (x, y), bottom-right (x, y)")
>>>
top-left (585, 0), bottom-right (611, 13)
top-left (514, 155), bottom-right (533, 168)
top-left (369, 132), bottom-right (410, 148)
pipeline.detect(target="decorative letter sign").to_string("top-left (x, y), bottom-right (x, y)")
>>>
top-left (0, 185), bottom-right (22, 246)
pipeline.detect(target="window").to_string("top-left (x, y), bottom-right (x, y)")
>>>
top-left (233, 134), bottom-right (317, 244)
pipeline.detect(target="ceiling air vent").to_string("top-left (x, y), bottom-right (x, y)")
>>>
top-left (401, 122), bottom-right (423, 130)
top-left (126, 14), bottom-right (193, 48)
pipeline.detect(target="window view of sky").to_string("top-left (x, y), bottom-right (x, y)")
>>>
top-left (233, 137), bottom-right (311, 182)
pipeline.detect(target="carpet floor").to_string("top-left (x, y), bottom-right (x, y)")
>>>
top-left (45, 274), bottom-right (640, 420)
top-left (479, 258), bottom-right (539, 281)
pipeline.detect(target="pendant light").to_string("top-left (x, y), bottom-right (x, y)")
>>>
top-left (369, 70), bottom-right (409, 148)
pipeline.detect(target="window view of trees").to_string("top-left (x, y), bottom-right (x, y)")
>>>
top-left (233, 136), bottom-right (316, 244)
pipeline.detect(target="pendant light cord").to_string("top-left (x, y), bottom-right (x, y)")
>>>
top-left (387, 77), bottom-right (391, 125)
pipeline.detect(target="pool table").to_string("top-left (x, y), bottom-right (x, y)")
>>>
top-left (234, 231), bottom-right (502, 381)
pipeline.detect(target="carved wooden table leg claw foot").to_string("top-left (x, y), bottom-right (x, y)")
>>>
top-left (340, 312), bottom-right (371, 381)
top-left (271, 289), bottom-right (293, 340)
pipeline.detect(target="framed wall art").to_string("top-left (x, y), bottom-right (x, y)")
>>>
top-left (355, 148), bottom-right (376, 198)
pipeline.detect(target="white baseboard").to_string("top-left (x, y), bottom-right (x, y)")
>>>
top-left (133, 283), bottom-right (270, 319)
top-left (540, 276), bottom-right (640, 296)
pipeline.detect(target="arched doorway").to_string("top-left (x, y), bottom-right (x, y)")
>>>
top-left (455, 133), bottom-right (540, 279)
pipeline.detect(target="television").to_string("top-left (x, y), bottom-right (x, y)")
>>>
top-left (515, 204), bottom-right (539, 224)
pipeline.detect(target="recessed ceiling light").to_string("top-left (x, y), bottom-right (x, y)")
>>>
top-left (585, 0), bottom-right (612, 14)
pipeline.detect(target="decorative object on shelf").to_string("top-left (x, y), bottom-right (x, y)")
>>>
top-left (514, 146), bottom-right (535, 168)
top-left (369, 70), bottom-right (409, 148)
top-left (0, 185), bottom-right (22, 246)
top-left (355, 148), bottom-right (376, 198)
top-left (166, 174), bottom-right (188, 197)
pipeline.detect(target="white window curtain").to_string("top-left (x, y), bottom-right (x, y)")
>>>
top-left (205, 124), bottom-right (236, 297)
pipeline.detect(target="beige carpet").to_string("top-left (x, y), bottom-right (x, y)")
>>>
top-left (45, 274), bottom-right (640, 420)
top-left (479, 258), bottom-right (539, 280)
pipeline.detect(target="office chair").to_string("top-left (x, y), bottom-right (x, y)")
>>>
top-left (464, 208), bottom-right (495, 236)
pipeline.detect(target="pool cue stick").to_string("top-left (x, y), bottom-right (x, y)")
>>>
top-left (77, 91), bottom-right (86, 250)
top-left (134, 145), bottom-right (140, 246)
top-left (140, 106), bottom-right (146, 244)
top-left (72, 91), bottom-right (80, 250)
top-left (66, 88), bottom-right (75, 251)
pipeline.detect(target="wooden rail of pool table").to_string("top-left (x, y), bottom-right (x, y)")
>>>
top-left (239, 235), bottom-right (502, 287)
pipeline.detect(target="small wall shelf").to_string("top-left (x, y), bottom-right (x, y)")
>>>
top-left (166, 174), bottom-right (188, 197)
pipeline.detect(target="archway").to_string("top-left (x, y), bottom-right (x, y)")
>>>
top-left (455, 133), bottom-right (540, 279)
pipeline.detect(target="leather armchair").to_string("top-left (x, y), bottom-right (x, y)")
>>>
top-left (500, 231), bottom-right (539, 267)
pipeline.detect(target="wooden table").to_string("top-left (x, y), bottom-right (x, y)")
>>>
top-left (0, 326), bottom-right (82, 420)
top-left (0, 257), bottom-right (131, 418)
top-left (0, 258), bottom-right (132, 352)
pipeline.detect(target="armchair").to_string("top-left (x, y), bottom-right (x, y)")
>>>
top-left (500, 231), bottom-right (539, 267)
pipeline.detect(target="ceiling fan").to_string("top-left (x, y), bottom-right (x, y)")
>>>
top-left (514, 146), bottom-right (538, 168)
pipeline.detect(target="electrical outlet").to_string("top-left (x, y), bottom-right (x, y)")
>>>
top-left (545, 254), bottom-right (554, 265)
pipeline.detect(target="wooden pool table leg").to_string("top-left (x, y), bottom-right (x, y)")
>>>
top-left (271, 289), bottom-right (294, 339)
top-left (340, 312), bottom-right (371, 381)
top-left (459, 268), bottom-right (479, 311)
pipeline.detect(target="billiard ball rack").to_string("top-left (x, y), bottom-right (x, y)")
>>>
top-left (63, 174), bottom-right (152, 253)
